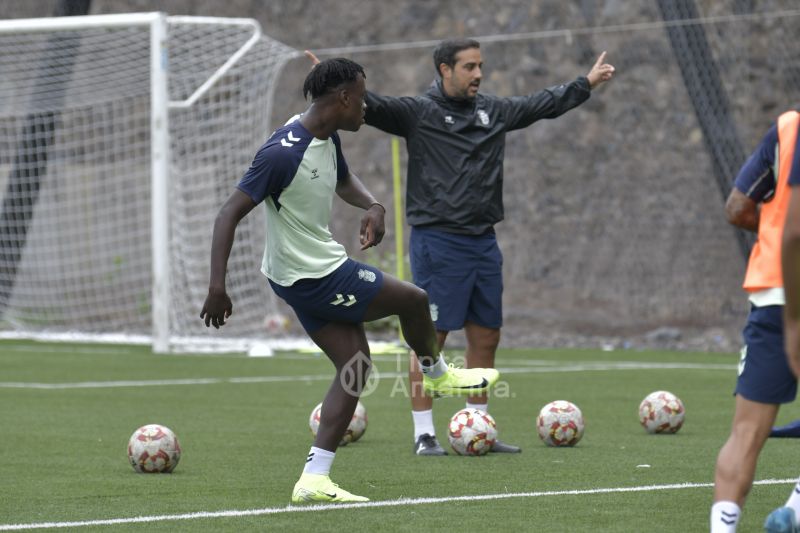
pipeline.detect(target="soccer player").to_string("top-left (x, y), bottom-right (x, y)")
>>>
top-left (709, 109), bottom-right (800, 533)
top-left (306, 40), bottom-right (614, 455)
top-left (200, 58), bottom-right (499, 503)
top-left (762, 113), bottom-right (800, 533)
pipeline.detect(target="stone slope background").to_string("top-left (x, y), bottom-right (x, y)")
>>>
top-left (5, 0), bottom-right (800, 351)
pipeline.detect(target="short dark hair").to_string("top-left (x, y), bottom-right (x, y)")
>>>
top-left (303, 58), bottom-right (366, 100)
top-left (432, 38), bottom-right (480, 77)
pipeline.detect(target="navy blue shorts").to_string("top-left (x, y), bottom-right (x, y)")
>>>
top-left (735, 304), bottom-right (797, 404)
top-left (409, 226), bottom-right (503, 331)
top-left (269, 259), bottom-right (384, 334)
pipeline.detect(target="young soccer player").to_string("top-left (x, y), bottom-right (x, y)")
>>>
top-left (200, 58), bottom-right (499, 503)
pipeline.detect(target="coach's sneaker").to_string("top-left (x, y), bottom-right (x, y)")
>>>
top-left (490, 439), bottom-right (521, 453)
top-left (422, 364), bottom-right (499, 397)
top-left (413, 433), bottom-right (448, 456)
top-left (764, 507), bottom-right (798, 533)
top-left (291, 473), bottom-right (369, 504)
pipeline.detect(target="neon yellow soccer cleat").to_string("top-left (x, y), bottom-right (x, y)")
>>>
top-left (291, 473), bottom-right (369, 504)
top-left (422, 364), bottom-right (500, 397)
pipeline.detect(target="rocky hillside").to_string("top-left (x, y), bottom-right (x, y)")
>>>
top-left (6, 0), bottom-right (800, 351)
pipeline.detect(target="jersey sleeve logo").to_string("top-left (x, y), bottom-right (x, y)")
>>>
top-left (357, 269), bottom-right (376, 283)
top-left (281, 131), bottom-right (301, 147)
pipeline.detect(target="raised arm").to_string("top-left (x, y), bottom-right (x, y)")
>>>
top-left (200, 189), bottom-right (257, 328)
top-left (586, 51), bottom-right (615, 89)
top-left (335, 171), bottom-right (386, 250)
top-left (503, 52), bottom-right (614, 131)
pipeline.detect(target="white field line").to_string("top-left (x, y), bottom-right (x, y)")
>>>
top-left (0, 361), bottom-right (736, 390)
top-left (0, 478), bottom-right (794, 531)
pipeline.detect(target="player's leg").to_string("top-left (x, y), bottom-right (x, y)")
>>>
top-left (462, 230), bottom-right (503, 388)
top-left (711, 395), bottom-right (778, 531)
top-left (362, 272), bottom-right (437, 364)
top-left (407, 330), bottom-right (448, 455)
top-left (462, 321), bottom-right (519, 453)
top-left (463, 321), bottom-right (500, 401)
top-left (711, 304), bottom-right (796, 531)
top-left (292, 321), bottom-right (371, 504)
top-left (462, 233), bottom-right (520, 452)
top-left (269, 262), bottom-right (376, 503)
top-left (309, 322), bottom-right (372, 451)
top-left (404, 225), bottom-right (454, 454)
top-left (363, 272), bottom-right (498, 397)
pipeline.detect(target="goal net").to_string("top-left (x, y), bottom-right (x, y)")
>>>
top-left (0, 13), bottom-right (299, 352)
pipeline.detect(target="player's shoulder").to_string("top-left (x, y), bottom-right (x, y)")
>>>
top-left (246, 116), bottom-right (312, 173)
top-left (267, 115), bottom-right (311, 145)
top-left (261, 116), bottom-right (313, 156)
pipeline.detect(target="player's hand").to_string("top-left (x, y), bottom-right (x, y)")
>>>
top-left (360, 204), bottom-right (385, 250)
top-left (200, 288), bottom-right (233, 329)
top-left (304, 50), bottom-right (321, 68)
top-left (586, 51), bottom-right (615, 89)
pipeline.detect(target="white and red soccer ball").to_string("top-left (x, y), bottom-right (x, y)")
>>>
top-left (309, 401), bottom-right (368, 446)
top-left (537, 400), bottom-right (585, 447)
top-left (127, 424), bottom-right (181, 473)
top-left (639, 390), bottom-right (685, 434)
top-left (447, 408), bottom-right (497, 456)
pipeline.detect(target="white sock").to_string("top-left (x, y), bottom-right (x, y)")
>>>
top-left (710, 501), bottom-right (740, 533)
top-left (419, 353), bottom-right (448, 379)
top-left (784, 479), bottom-right (800, 518)
top-left (303, 446), bottom-right (335, 476)
top-left (466, 401), bottom-right (488, 413)
top-left (412, 409), bottom-right (436, 441)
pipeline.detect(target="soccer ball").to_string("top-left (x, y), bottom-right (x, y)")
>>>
top-left (309, 401), bottom-right (367, 446)
top-left (263, 313), bottom-right (289, 333)
top-left (536, 400), bottom-right (585, 447)
top-left (639, 390), bottom-right (685, 434)
top-left (127, 424), bottom-right (181, 473)
top-left (447, 408), bottom-right (497, 456)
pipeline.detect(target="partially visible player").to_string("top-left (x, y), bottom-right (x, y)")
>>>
top-left (762, 111), bottom-right (800, 533)
top-left (710, 109), bottom-right (800, 533)
top-left (200, 58), bottom-right (499, 504)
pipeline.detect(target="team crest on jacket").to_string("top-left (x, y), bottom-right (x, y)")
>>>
top-left (358, 269), bottom-right (376, 283)
top-left (477, 109), bottom-right (490, 125)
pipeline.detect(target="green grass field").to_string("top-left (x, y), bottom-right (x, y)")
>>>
top-left (1, 340), bottom-right (798, 532)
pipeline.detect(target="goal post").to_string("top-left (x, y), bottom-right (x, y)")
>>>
top-left (0, 13), bottom-right (300, 352)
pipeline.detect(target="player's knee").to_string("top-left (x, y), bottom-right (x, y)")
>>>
top-left (334, 351), bottom-right (372, 390)
top-left (408, 285), bottom-right (430, 314)
top-left (728, 419), bottom-right (770, 451)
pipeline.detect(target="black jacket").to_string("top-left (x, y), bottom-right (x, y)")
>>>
top-left (364, 77), bottom-right (592, 235)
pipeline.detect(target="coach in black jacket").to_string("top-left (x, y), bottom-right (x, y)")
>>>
top-left (308, 40), bottom-right (614, 455)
